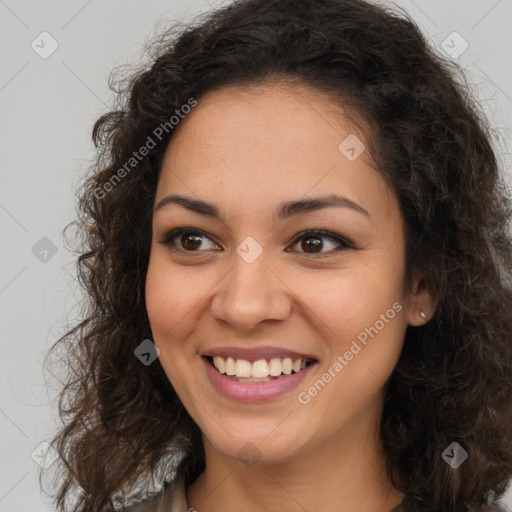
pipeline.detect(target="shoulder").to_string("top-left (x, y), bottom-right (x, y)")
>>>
top-left (121, 477), bottom-right (188, 512)
top-left (122, 497), bottom-right (159, 511)
top-left (393, 500), bottom-right (510, 512)
top-left (464, 503), bottom-right (509, 512)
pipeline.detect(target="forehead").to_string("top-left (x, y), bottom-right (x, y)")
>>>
top-left (156, 82), bottom-right (396, 223)
top-left (166, 81), bottom-right (367, 162)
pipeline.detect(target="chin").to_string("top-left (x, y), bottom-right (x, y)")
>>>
top-left (214, 436), bottom-right (303, 467)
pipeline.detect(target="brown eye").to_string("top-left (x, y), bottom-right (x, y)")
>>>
top-left (159, 228), bottom-right (354, 256)
top-left (159, 228), bottom-right (220, 252)
top-left (288, 230), bottom-right (354, 255)
top-left (181, 233), bottom-right (203, 251)
top-left (300, 236), bottom-right (324, 253)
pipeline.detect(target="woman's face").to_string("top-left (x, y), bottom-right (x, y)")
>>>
top-left (145, 82), bottom-right (426, 465)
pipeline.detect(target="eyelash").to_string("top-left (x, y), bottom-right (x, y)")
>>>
top-left (158, 228), bottom-right (356, 257)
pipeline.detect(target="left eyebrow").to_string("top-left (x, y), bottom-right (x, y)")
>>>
top-left (153, 193), bottom-right (370, 221)
top-left (275, 194), bottom-right (370, 221)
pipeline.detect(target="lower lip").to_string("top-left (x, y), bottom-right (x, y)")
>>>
top-left (202, 357), bottom-right (317, 403)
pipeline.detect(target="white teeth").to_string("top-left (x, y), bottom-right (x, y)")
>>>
top-left (225, 357), bottom-right (236, 376)
top-left (252, 359), bottom-right (269, 378)
top-left (268, 358), bottom-right (282, 376)
top-left (213, 356), bottom-right (225, 374)
top-left (282, 357), bottom-right (292, 375)
top-left (234, 376), bottom-right (273, 383)
top-left (211, 355), bottom-right (312, 378)
top-left (235, 359), bottom-right (252, 378)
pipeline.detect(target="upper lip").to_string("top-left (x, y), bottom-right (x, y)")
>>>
top-left (201, 346), bottom-right (318, 362)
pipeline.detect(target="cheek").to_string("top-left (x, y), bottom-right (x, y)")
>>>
top-left (144, 253), bottom-right (186, 336)
top-left (145, 256), bottom-right (194, 380)
top-left (145, 261), bottom-right (169, 334)
top-left (290, 266), bottom-right (403, 336)
top-left (144, 252), bottom-right (216, 339)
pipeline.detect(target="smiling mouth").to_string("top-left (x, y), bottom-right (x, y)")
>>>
top-left (203, 355), bottom-right (317, 382)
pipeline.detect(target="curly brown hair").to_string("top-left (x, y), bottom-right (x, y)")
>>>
top-left (43, 0), bottom-right (512, 511)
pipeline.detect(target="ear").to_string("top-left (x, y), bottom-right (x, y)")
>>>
top-left (405, 274), bottom-right (437, 326)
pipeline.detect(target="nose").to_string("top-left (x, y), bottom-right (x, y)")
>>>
top-left (210, 250), bottom-right (292, 332)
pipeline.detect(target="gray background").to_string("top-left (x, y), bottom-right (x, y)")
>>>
top-left (1, 0), bottom-right (511, 510)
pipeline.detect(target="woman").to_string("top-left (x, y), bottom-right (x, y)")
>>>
top-left (45, 0), bottom-right (512, 511)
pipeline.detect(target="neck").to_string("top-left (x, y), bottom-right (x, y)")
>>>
top-left (187, 407), bottom-right (403, 512)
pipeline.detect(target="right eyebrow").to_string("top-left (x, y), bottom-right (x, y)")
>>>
top-left (153, 193), bottom-right (370, 222)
